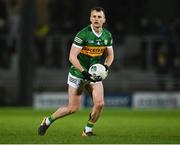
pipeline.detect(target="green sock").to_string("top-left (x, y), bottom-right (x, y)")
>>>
top-left (47, 115), bottom-right (56, 124)
top-left (87, 121), bottom-right (94, 128)
top-left (85, 121), bottom-right (94, 132)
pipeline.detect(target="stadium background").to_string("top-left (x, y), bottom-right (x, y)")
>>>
top-left (1, 0), bottom-right (180, 144)
top-left (0, 0), bottom-right (180, 108)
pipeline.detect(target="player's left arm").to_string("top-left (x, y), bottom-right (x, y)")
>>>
top-left (104, 46), bottom-right (114, 68)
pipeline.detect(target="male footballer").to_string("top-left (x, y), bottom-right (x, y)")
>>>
top-left (38, 6), bottom-right (114, 136)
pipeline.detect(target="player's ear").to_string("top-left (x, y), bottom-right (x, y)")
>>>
top-left (103, 17), bottom-right (106, 24)
top-left (90, 11), bottom-right (93, 23)
top-left (90, 17), bottom-right (92, 23)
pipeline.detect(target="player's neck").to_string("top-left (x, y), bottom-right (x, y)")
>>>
top-left (94, 27), bottom-right (102, 34)
top-left (91, 25), bottom-right (102, 35)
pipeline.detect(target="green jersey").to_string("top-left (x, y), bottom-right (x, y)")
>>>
top-left (69, 24), bottom-right (113, 78)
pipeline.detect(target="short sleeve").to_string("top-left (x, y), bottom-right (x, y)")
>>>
top-left (73, 31), bottom-right (85, 47)
top-left (107, 32), bottom-right (113, 48)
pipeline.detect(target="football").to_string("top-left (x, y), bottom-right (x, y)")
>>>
top-left (88, 63), bottom-right (108, 81)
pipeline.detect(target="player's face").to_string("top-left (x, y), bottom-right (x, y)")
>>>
top-left (90, 10), bottom-right (106, 29)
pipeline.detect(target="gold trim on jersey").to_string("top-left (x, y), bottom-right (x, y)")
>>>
top-left (80, 46), bottom-right (106, 57)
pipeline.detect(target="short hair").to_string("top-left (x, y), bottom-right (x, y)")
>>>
top-left (90, 7), bottom-right (106, 17)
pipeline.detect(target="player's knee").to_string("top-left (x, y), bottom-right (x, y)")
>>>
top-left (95, 101), bottom-right (104, 109)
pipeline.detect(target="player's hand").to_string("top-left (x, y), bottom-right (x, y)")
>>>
top-left (82, 71), bottom-right (96, 82)
top-left (103, 64), bottom-right (109, 71)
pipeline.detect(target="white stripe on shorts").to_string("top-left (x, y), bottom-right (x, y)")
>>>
top-left (67, 73), bottom-right (102, 89)
top-left (67, 73), bottom-right (82, 88)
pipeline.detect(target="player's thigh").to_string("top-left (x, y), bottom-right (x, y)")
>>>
top-left (91, 82), bottom-right (104, 104)
top-left (68, 85), bottom-right (83, 107)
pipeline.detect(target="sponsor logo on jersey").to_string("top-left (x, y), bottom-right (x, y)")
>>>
top-left (80, 46), bottom-right (106, 57)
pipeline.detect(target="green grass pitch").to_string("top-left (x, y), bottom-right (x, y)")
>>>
top-left (0, 107), bottom-right (180, 144)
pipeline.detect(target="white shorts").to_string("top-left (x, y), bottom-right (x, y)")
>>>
top-left (67, 73), bottom-right (101, 89)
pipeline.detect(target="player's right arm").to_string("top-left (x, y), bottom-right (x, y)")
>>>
top-left (69, 44), bottom-right (95, 82)
top-left (69, 30), bottom-right (85, 72)
top-left (69, 30), bottom-right (96, 82)
top-left (69, 44), bottom-right (84, 72)
top-left (69, 29), bottom-right (87, 72)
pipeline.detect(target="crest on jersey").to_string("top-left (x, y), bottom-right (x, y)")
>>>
top-left (104, 40), bottom-right (108, 45)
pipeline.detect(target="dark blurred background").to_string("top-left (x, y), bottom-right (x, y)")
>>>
top-left (0, 0), bottom-right (180, 107)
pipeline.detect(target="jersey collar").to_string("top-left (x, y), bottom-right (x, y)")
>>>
top-left (90, 24), bottom-right (102, 38)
